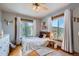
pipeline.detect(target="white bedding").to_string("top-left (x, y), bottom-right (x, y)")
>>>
top-left (21, 37), bottom-right (49, 55)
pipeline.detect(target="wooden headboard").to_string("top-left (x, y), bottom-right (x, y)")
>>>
top-left (39, 31), bottom-right (50, 38)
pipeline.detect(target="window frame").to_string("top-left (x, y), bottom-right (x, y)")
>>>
top-left (21, 19), bottom-right (34, 37)
top-left (51, 13), bottom-right (64, 41)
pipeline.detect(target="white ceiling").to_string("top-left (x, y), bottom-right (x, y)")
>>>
top-left (0, 3), bottom-right (70, 19)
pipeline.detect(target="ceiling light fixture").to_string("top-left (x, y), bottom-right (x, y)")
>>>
top-left (32, 3), bottom-right (48, 12)
top-left (33, 3), bottom-right (40, 12)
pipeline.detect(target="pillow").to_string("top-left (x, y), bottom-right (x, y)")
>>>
top-left (43, 34), bottom-right (46, 38)
top-left (39, 34), bottom-right (43, 38)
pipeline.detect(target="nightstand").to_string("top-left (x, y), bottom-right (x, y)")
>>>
top-left (47, 40), bottom-right (55, 48)
top-left (48, 40), bottom-right (62, 49)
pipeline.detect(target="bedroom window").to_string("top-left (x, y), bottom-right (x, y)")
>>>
top-left (52, 14), bottom-right (64, 41)
top-left (21, 19), bottom-right (33, 37)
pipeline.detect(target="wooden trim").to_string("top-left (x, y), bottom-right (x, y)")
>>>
top-left (51, 13), bottom-right (64, 19)
top-left (60, 49), bottom-right (74, 55)
top-left (15, 17), bottom-right (17, 44)
top-left (21, 18), bottom-right (33, 22)
top-left (73, 51), bottom-right (79, 56)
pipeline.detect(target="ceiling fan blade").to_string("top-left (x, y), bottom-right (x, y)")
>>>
top-left (39, 4), bottom-right (49, 10)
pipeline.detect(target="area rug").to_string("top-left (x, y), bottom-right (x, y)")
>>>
top-left (36, 47), bottom-right (55, 56)
top-left (24, 47), bottom-right (55, 56)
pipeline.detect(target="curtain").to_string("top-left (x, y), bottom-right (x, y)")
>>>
top-left (62, 9), bottom-right (73, 53)
top-left (16, 18), bottom-right (37, 44)
top-left (16, 17), bottom-right (22, 44)
top-left (33, 20), bottom-right (36, 36)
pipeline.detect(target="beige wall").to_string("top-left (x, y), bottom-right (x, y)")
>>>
top-left (40, 17), bottom-right (52, 32)
top-left (73, 7), bottom-right (79, 52)
top-left (0, 10), bottom-right (2, 31)
top-left (1, 12), bottom-right (41, 43)
top-left (42, 6), bottom-right (79, 53)
top-left (2, 12), bottom-right (17, 43)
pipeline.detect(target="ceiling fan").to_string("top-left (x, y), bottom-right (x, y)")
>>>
top-left (32, 3), bottom-right (48, 12)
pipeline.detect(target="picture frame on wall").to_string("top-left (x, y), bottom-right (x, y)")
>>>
top-left (77, 18), bottom-right (79, 22)
top-left (74, 17), bottom-right (76, 22)
top-left (73, 17), bottom-right (79, 22)
top-left (41, 22), bottom-right (48, 30)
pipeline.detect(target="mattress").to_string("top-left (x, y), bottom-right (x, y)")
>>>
top-left (21, 37), bottom-right (49, 55)
top-left (22, 37), bottom-right (49, 45)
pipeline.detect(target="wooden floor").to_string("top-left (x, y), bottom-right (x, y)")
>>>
top-left (9, 46), bottom-right (22, 56)
top-left (9, 45), bottom-right (75, 56)
top-left (8, 45), bottom-right (79, 56)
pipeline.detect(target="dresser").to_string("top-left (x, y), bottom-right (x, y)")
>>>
top-left (0, 34), bottom-right (10, 56)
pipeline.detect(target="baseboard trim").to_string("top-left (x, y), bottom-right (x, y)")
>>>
top-left (73, 51), bottom-right (79, 55)
top-left (61, 49), bottom-right (74, 55)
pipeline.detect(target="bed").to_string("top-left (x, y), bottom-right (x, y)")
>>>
top-left (21, 32), bottom-right (50, 55)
